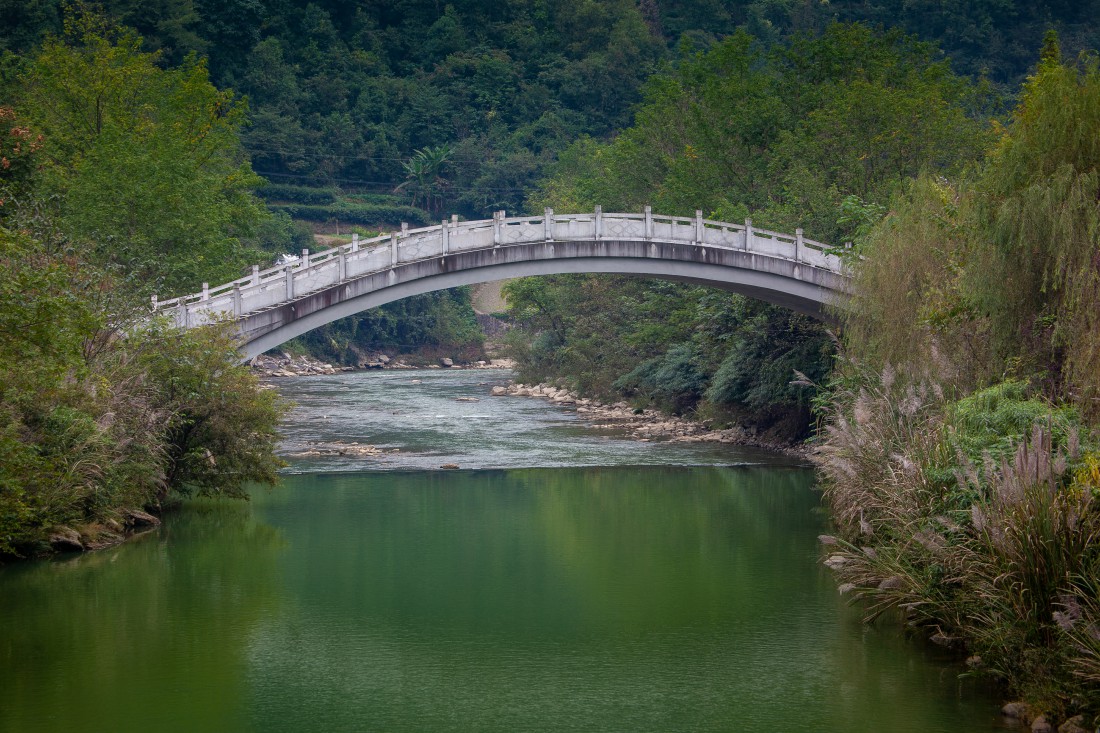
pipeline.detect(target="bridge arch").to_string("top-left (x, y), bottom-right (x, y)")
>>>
top-left (152, 209), bottom-right (851, 360)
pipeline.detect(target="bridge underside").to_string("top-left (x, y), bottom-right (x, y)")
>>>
top-left (237, 239), bottom-right (848, 360)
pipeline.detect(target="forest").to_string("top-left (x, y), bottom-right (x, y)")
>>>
top-left (2, 0), bottom-right (1100, 725)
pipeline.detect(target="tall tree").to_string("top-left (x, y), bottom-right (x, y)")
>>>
top-left (17, 7), bottom-right (266, 294)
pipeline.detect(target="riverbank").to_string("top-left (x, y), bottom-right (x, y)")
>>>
top-left (492, 382), bottom-right (810, 458)
top-left (250, 352), bottom-right (516, 377)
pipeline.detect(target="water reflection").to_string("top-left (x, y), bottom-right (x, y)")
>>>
top-left (239, 467), bottom-right (1003, 733)
top-left (0, 501), bottom-right (285, 733)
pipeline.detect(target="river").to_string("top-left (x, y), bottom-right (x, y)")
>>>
top-left (0, 368), bottom-right (1008, 732)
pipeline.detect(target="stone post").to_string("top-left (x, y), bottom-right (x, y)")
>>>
top-left (441, 219), bottom-right (450, 255)
top-left (201, 282), bottom-right (209, 301)
top-left (795, 228), bottom-right (803, 262)
top-left (285, 265), bottom-right (294, 299)
top-left (544, 207), bottom-right (554, 241)
top-left (695, 210), bottom-right (704, 245)
top-left (179, 301), bottom-right (189, 328)
top-left (644, 205), bottom-right (653, 240)
top-left (232, 284), bottom-right (242, 317)
top-left (251, 264), bottom-right (260, 285)
top-left (390, 232), bottom-right (399, 267)
top-left (352, 232), bottom-right (360, 252)
top-left (337, 247), bottom-right (346, 281)
top-left (744, 219), bottom-right (754, 250)
top-left (594, 205), bottom-right (603, 240)
top-left (301, 248), bottom-right (310, 268)
top-left (493, 210), bottom-right (502, 245)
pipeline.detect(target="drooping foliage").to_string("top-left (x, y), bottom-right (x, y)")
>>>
top-left (816, 42), bottom-right (1100, 720)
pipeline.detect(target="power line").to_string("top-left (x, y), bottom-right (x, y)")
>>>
top-left (253, 169), bottom-right (537, 194)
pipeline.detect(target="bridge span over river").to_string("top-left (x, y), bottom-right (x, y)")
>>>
top-left (153, 208), bottom-right (853, 360)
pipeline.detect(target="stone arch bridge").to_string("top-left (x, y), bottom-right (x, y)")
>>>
top-left (152, 208), bottom-right (852, 360)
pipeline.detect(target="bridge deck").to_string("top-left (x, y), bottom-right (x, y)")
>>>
top-left (152, 208), bottom-right (851, 358)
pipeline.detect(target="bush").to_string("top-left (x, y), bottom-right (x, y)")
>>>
top-left (816, 361), bottom-right (1100, 721)
top-left (256, 183), bottom-right (338, 205)
top-left (270, 202), bottom-right (430, 227)
top-left (136, 321), bottom-right (286, 498)
top-left (614, 344), bottom-right (707, 414)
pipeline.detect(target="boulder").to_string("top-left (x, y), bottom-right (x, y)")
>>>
top-left (123, 508), bottom-right (161, 528)
top-left (48, 527), bottom-right (84, 553)
top-left (1003, 703), bottom-right (1030, 720)
top-left (1031, 715), bottom-right (1053, 733)
top-left (440, 463), bottom-right (460, 469)
top-left (1058, 715), bottom-right (1089, 733)
top-left (491, 386), bottom-right (508, 396)
top-left (440, 357), bottom-right (454, 367)
top-left (84, 530), bottom-right (124, 551)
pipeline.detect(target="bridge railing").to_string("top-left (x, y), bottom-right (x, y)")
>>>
top-left (152, 208), bottom-right (846, 328)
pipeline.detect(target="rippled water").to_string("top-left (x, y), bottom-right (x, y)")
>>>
top-left (276, 368), bottom-right (794, 471)
top-left (0, 369), bottom-right (1008, 732)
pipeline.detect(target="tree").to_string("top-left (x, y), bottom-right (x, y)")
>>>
top-left (395, 144), bottom-right (453, 216)
top-left (17, 7), bottom-right (266, 295)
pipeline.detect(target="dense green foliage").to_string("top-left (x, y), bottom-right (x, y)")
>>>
top-left (0, 226), bottom-right (284, 558)
top-left (6, 0), bottom-right (1091, 221)
top-left (506, 24), bottom-right (989, 439)
top-left (291, 288), bottom-right (485, 365)
top-left (817, 45), bottom-right (1100, 722)
top-left (0, 16), bottom-right (285, 559)
top-left (7, 12), bottom-right (268, 294)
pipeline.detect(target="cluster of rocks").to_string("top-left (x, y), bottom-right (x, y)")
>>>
top-left (287, 441), bottom-right (399, 458)
top-left (250, 353), bottom-right (352, 377)
top-left (492, 382), bottom-right (807, 456)
top-left (1001, 702), bottom-right (1091, 733)
top-left (252, 352), bottom-right (517, 377)
top-left (48, 509), bottom-right (161, 554)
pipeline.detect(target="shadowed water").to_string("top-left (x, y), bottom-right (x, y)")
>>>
top-left (0, 370), bottom-right (1008, 732)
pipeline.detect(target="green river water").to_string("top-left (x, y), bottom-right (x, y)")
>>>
top-left (0, 369), bottom-right (1008, 732)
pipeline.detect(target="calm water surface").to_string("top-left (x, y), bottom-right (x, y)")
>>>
top-left (0, 369), bottom-right (1007, 732)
